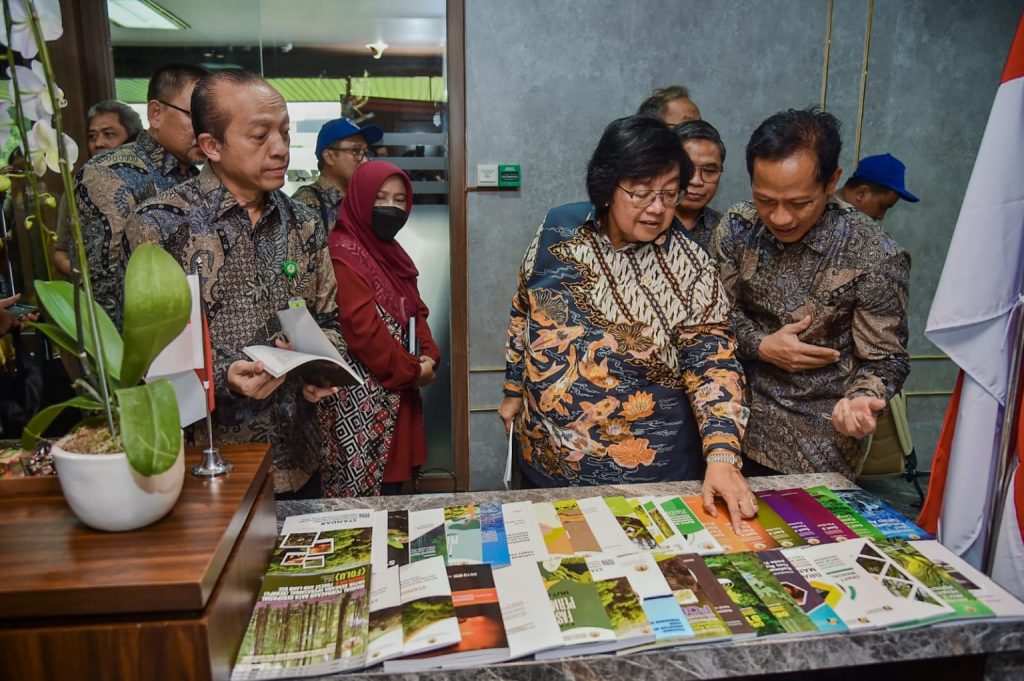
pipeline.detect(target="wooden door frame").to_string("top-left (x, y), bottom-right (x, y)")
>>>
top-left (444, 0), bottom-right (470, 491)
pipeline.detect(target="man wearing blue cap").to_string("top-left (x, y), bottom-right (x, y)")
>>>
top-left (839, 153), bottom-right (919, 221)
top-left (293, 117), bottom-right (383, 228)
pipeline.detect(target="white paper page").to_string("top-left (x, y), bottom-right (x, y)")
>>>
top-left (502, 501), bottom-right (548, 562)
top-left (493, 560), bottom-right (563, 659)
top-left (158, 370), bottom-right (206, 428)
top-left (503, 426), bottom-right (513, 490)
top-left (277, 305), bottom-right (344, 362)
top-left (371, 510), bottom-right (389, 573)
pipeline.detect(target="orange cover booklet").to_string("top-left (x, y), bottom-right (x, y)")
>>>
top-left (681, 496), bottom-right (780, 554)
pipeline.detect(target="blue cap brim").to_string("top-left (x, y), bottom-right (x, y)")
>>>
top-left (359, 124), bottom-right (384, 146)
top-left (896, 188), bottom-right (919, 202)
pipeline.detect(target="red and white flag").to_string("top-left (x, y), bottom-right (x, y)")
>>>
top-left (147, 274), bottom-right (212, 427)
top-left (195, 304), bottom-right (215, 413)
top-left (918, 12), bottom-right (1024, 598)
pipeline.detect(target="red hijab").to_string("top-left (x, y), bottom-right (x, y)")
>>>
top-left (329, 160), bottom-right (421, 321)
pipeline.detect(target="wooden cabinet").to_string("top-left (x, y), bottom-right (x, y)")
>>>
top-left (0, 444), bottom-right (276, 681)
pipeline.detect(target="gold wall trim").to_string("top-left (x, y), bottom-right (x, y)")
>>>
top-left (853, 0), bottom-right (875, 162)
top-left (820, 0), bottom-right (835, 110)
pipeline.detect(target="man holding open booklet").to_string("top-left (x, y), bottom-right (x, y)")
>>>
top-left (126, 71), bottom-right (352, 497)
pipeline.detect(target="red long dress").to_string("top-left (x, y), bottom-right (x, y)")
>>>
top-left (332, 262), bottom-right (440, 483)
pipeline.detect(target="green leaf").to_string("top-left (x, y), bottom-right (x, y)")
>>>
top-left (115, 380), bottom-right (182, 476)
top-left (119, 243), bottom-right (191, 388)
top-left (20, 396), bottom-right (105, 451)
top-left (34, 279), bottom-right (123, 381)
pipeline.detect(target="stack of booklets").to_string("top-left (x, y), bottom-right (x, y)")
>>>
top-left (231, 488), bottom-right (1024, 679)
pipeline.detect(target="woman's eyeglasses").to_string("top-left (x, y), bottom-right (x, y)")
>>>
top-left (617, 186), bottom-right (682, 208)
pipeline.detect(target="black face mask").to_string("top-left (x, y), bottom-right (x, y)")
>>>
top-left (371, 206), bottom-right (408, 241)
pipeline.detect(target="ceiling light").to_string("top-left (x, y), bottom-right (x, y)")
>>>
top-left (366, 40), bottom-right (389, 60)
top-left (107, 0), bottom-right (189, 30)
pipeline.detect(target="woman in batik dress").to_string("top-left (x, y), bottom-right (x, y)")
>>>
top-left (500, 116), bottom-right (757, 522)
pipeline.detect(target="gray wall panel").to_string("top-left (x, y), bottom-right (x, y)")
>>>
top-left (461, 0), bottom-right (1019, 490)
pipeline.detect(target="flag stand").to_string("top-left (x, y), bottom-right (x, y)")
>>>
top-left (981, 307), bottom-right (1024, 574)
top-left (192, 404), bottom-right (233, 477)
top-left (190, 258), bottom-right (232, 478)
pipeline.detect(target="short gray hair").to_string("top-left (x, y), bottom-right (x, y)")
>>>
top-left (86, 100), bottom-right (143, 141)
top-left (636, 85), bottom-right (693, 118)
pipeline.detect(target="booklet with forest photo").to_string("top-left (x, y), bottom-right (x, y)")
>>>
top-left (231, 509), bottom-right (377, 679)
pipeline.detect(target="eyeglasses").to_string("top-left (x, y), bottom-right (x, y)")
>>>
top-left (327, 145), bottom-right (373, 161)
top-left (617, 185), bottom-right (682, 208)
top-left (694, 165), bottom-right (723, 183)
top-left (158, 100), bottom-right (191, 118)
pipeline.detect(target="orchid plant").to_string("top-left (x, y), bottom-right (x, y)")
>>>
top-left (2, 0), bottom-right (191, 476)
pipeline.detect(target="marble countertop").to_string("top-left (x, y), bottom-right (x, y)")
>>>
top-left (276, 472), bottom-right (858, 518)
top-left (274, 474), bottom-right (1024, 680)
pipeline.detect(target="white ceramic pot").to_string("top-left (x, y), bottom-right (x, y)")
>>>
top-left (51, 441), bottom-right (185, 532)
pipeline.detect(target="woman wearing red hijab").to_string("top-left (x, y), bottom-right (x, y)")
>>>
top-left (318, 160), bottom-right (440, 496)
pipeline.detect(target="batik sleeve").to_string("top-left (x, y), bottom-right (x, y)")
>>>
top-left (75, 164), bottom-right (134, 328)
top-left (678, 310), bottom-right (749, 458)
top-left (709, 213), bottom-right (768, 360)
top-left (503, 223), bottom-right (544, 397)
top-left (846, 249), bottom-right (912, 401)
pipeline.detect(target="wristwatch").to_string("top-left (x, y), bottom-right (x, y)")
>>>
top-left (705, 452), bottom-right (743, 470)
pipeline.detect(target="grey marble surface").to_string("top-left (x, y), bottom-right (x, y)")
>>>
top-left (273, 474), bottom-right (1024, 680)
top-left (276, 473), bottom-right (858, 519)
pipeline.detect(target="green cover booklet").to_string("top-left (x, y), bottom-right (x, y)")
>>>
top-left (233, 566), bottom-right (373, 678)
top-left (726, 552), bottom-right (818, 636)
top-left (705, 555), bottom-right (787, 637)
top-left (654, 553), bottom-right (734, 641)
top-left (873, 538), bottom-right (994, 623)
top-left (805, 486), bottom-right (886, 541)
top-left (537, 556), bottom-right (617, 648)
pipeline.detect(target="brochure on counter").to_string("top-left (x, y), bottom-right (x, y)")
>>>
top-left (231, 488), bottom-right (1024, 679)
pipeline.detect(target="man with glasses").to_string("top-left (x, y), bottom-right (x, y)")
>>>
top-left (711, 108), bottom-right (910, 479)
top-left (293, 118), bottom-right (383, 229)
top-left (672, 120), bottom-right (726, 253)
top-left (75, 63), bottom-right (209, 327)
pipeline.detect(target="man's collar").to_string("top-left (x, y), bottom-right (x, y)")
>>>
top-left (139, 129), bottom-right (189, 177)
top-left (315, 174), bottom-right (342, 196)
top-left (198, 165), bottom-right (278, 222)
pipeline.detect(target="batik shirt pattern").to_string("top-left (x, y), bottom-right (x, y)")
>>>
top-left (711, 199), bottom-right (910, 478)
top-left (680, 206), bottom-right (721, 254)
top-left (125, 165), bottom-right (346, 493)
top-left (292, 176), bottom-right (343, 230)
top-left (75, 130), bottom-right (198, 327)
top-left (504, 202), bottom-right (747, 487)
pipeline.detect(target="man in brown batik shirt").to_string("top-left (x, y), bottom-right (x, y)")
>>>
top-left (712, 108), bottom-right (910, 478)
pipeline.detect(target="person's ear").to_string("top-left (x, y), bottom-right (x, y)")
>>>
top-left (854, 185), bottom-right (872, 203)
top-left (146, 100), bottom-right (161, 129)
top-left (197, 132), bottom-right (221, 162)
top-left (825, 165), bottom-right (842, 195)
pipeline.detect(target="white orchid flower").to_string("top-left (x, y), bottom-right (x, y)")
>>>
top-left (26, 118), bottom-right (77, 176)
top-left (0, 0), bottom-right (63, 59)
top-left (9, 61), bottom-right (63, 121)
